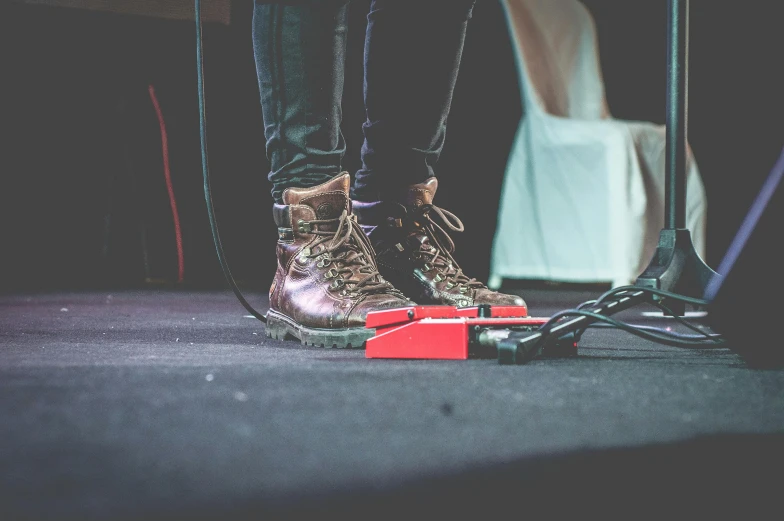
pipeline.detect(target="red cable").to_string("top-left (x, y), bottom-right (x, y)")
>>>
top-left (148, 84), bottom-right (185, 284)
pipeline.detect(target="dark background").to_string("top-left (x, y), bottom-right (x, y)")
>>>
top-left (2, 0), bottom-right (783, 293)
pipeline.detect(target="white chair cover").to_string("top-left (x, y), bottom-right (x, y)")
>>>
top-left (489, 0), bottom-right (707, 289)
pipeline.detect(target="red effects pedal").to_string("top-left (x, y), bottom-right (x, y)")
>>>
top-left (365, 304), bottom-right (562, 360)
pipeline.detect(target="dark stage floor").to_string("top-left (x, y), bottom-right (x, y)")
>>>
top-left (1, 287), bottom-right (783, 520)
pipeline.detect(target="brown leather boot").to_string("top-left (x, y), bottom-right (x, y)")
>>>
top-left (353, 178), bottom-right (525, 308)
top-left (266, 173), bottom-right (413, 348)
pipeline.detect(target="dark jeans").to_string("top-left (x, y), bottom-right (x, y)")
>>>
top-left (253, 0), bottom-right (476, 203)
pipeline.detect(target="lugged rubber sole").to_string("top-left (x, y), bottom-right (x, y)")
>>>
top-left (265, 310), bottom-right (374, 349)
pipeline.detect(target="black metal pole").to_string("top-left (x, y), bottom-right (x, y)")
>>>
top-left (665, 0), bottom-right (689, 229)
top-left (635, 0), bottom-right (716, 301)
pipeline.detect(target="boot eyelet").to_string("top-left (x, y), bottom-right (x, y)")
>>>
top-left (433, 273), bottom-right (444, 283)
top-left (316, 257), bottom-right (331, 268)
top-left (324, 268), bottom-right (339, 279)
top-left (445, 282), bottom-right (455, 289)
top-left (297, 220), bottom-right (313, 233)
top-left (330, 278), bottom-right (345, 290)
top-left (422, 263), bottom-right (433, 272)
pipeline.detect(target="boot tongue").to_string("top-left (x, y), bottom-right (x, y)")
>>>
top-left (282, 173), bottom-right (350, 221)
top-left (400, 177), bottom-right (438, 210)
top-left (399, 178), bottom-right (456, 253)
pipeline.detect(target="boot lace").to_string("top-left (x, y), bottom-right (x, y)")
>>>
top-left (301, 210), bottom-right (406, 299)
top-left (409, 204), bottom-right (486, 293)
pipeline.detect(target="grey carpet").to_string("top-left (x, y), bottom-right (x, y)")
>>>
top-left (1, 289), bottom-right (782, 520)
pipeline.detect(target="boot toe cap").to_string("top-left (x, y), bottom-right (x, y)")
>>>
top-left (346, 294), bottom-right (415, 328)
top-left (473, 289), bottom-right (526, 308)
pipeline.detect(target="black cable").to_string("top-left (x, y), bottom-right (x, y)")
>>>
top-left (196, 0), bottom-right (267, 323)
top-left (560, 285), bottom-right (724, 347)
top-left (576, 299), bottom-right (597, 310)
top-left (540, 309), bottom-right (725, 348)
top-left (578, 286), bottom-right (701, 312)
top-left (651, 300), bottom-right (715, 340)
top-left (588, 323), bottom-right (723, 341)
top-left (593, 285), bottom-right (711, 308)
top-left (578, 289), bottom-right (716, 341)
